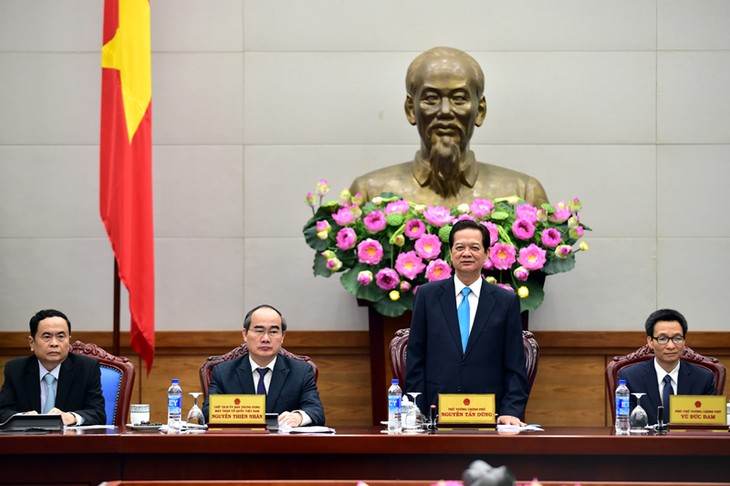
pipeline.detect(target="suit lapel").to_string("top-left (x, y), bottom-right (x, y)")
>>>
top-left (437, 278), bottom-right (462, 354)
top-left (267, 357), bottom-right (290, 410)
top-left (640, 360), bottom-right (662, 412)
top-left (24, 357), bottom-right (42, 412)
top-left (235, 357), bottom-right (256, 395)
top-left (465, 280), bottom-right (497, 357)
top-left (677, 361), bottom-right (692, 395)
top-left (56, 355), bottom-right (75, 409)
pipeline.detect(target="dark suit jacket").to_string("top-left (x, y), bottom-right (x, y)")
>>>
top-left (0, 353), bottom-right (106, 425)
top-left (618, 358), bottom-right (716, 425)
top-left (202, 353), bottom-right (325, 426)
top-left (405, 277), bottom-right (528, 419)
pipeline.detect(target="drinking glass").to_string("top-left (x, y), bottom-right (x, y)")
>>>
top-left (186, 392), bottom-right (205, 426)
top-left (629, 392), bottom-right (648, 434)
top-left (405, 392), bottom-right (425, 430)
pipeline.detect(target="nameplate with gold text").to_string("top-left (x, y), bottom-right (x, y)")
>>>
top-left (208, 394), bottom-right (266, 425)
top-left (438, 394), bottom-right (496, 425)
top-left (669, 395), bottom-right (726, 426)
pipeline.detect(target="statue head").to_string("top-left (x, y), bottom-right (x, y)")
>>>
top-left (404, 47), bottom-right (487, 197)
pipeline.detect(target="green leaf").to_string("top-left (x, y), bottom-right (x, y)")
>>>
top-left (303, 224), bottom-right (329, 252)
top-left (491, 211), bottom-right (510, 221)
top-left (373, 297), bottom-right (408, 317)
top-left (543, 255), bottom-right (576, 274)
top-left (312, 252), bottom-right (332, 277)
top-left (518, 278), bottom-right (545, 312)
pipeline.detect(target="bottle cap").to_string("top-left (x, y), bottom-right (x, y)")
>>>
top-left (391, 379), bottom-right (399, 384)
top-left (172, 379), bottom-right (179, 384)
top-left (618, 379), bottom-right (626, 385)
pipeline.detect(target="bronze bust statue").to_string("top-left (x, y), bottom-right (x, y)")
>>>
top-left (350, 47), bottom-right (548, 207)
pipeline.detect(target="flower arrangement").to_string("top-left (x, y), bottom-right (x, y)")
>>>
top-left (303, 180), bottom-right (589, 318)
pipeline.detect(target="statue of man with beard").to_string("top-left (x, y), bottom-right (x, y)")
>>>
top-left (349, 47), bottom-right (548, 207)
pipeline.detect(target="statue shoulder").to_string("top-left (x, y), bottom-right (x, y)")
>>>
top-left (474, 161), bottom-right (549, 206)
top-left (349, 161), bottom-right (415, 198)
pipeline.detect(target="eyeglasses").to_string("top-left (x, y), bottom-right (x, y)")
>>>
top-left (651, 335), bottom-right (685, 345)
top-left (248, 327), bottom-right (282, 337)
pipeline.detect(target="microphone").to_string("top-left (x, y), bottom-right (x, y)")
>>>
top-left (656, 405), bottom-right (668, 434)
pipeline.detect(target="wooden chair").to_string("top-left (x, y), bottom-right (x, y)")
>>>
top-left (199, 344), bottom-right (319, 398)
top-left (605, 344), bottom-right (727, 421)
top-left (389, 328), bottom-right (540, 396)
top-left (70, 340), bottom-right (136, 427)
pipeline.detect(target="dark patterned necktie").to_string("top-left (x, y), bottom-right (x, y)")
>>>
top-left (662, 374), bottom-right (674, 408)
top-left (256, 368), bottom-right (269, 395)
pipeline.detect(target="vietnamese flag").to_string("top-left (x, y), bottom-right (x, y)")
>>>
top-left (100, 0), bottom-right (155, 374)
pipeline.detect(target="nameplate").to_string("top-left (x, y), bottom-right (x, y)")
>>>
top-left (668, 395), bottom-right (726, 426)
top-left (438, 394), bottom-right (496, 425)
top-left (208, 394), bottom-right (265, 425)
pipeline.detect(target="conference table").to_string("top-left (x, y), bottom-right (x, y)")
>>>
top-left (1, 426), bottom-right (728, 486)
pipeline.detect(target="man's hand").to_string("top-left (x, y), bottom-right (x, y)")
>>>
top-left (278, 411), bottom-right (303, 427)
top-left (46, 407), bottom-right (77, 425)
top-left (496, 414), bottom-right (525, 426)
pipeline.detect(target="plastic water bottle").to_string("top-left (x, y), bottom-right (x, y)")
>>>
top-left (387, 379), bottom-right (402, 434)
top-left (615, 379), bottom-right (630, 435)
top-left (167, 378), bottom-right (183, 432)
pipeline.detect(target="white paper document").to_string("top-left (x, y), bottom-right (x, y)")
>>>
top-left (278, 424), bottom-right (335, 434)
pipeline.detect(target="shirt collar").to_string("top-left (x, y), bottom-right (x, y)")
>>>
top-left (412, 150), bottom-right (478, 189)
top-left (454, 276), bottom-right (481, 300)
top-left (38, 361), bottom-right (61, 381)
top-left (653, 358), bottom-right (680, 387)
top-left (249, 355), bottom-right (276, 373)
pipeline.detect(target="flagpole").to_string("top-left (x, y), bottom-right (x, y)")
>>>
top-left (113, 258), bottom-right (121, 356)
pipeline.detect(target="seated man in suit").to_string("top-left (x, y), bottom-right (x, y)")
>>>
top-left (0, 309), bottom-right (106, 426)
top-left (618, 308), bottom-right (715, 425)
top-left (202, 304), bottom-right (325, 426)
top-left (405, 220), bottom-right (528, 426)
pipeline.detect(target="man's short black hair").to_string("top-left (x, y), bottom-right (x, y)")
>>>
top-left (449, 219), bottom-right (490, 250)
top-left (29, 309), bottom-right (71, 337)
top-left (243, 304), bottom-right (287, 332)
top-left (644, 308), bottom-right (688, 336)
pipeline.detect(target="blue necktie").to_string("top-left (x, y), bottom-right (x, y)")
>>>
top-left (43, 373), bottom-right (56, 414)
top-left (256, 368), bottom-right (269, 395)
top-left (458, 287), bottom-right (471, 353)
top-left (662, 374), bottom-right (673, 408)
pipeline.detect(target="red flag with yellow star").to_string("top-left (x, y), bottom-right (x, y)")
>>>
top-left (100, 0), bottom-right (155, 374)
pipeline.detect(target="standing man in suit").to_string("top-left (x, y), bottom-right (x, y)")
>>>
top-left (202, 304), bottom-right (325, 426)
top-left (618, 308), bottom-right (715, 425)
top-left (0, 309), bottom-right (106, 425)
top-left (406, 220), bottom-right (528, 426)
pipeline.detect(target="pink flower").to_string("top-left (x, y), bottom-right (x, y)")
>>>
top-left (336, 227), bottom-right (357, 250)
top-left (483, 258), bottom-right (494, 271)
top-left (384, 199), bottom-right (409, 214)
top-left (514, 266), bottom-right (529, 281)
top-left (363, 210), bottom-right (387, 233)
top-left (518, 244), bottom-right (547, 271)
top-left (489, 243), bottom-right (517, 270)
top-left (305, 192), bottom-right (316, 208)
top-left (315, 179), bottom-right (329, 197)
top-left (426, 259), bottom-right (452, 281)
top-left (357, 270), bottom-right (373, 286)
top-left (332, 206), bottom-right (356, 226)
top-left (414, 234), bottom-right (442, 260)
top-left (481, 221), bottom-right (499, 246)
top-left (470, 198), bottom-right (494, 218)
top-left (399, 281), bottom-right (412, 292)
top-left (541, 228), bottom-right (562, 248)
top-left (456, 213), bottom-right (476, 222)
top-left (569, 226), bottom-right (584, 239)
top-left (423, 205), bottom-right (455, 227)
top-left (375, 267), bottom-right (399, 290)
top-left (516, 203), bottom-right (538, 224)
top-left (549, 202), bottom-right (571, 224)
top-left (405, 219), bottom-right (426, 239)
top-left (395, 251), bottom-right (426, 280)
top-left (357, 239), bottom-right (384, 265)
top-left (497, 283), bottom-right (515, 292)
top-left (555, 244), bottom-right (573, 259)
top-left (512, 219), bottom-right (535, 240)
